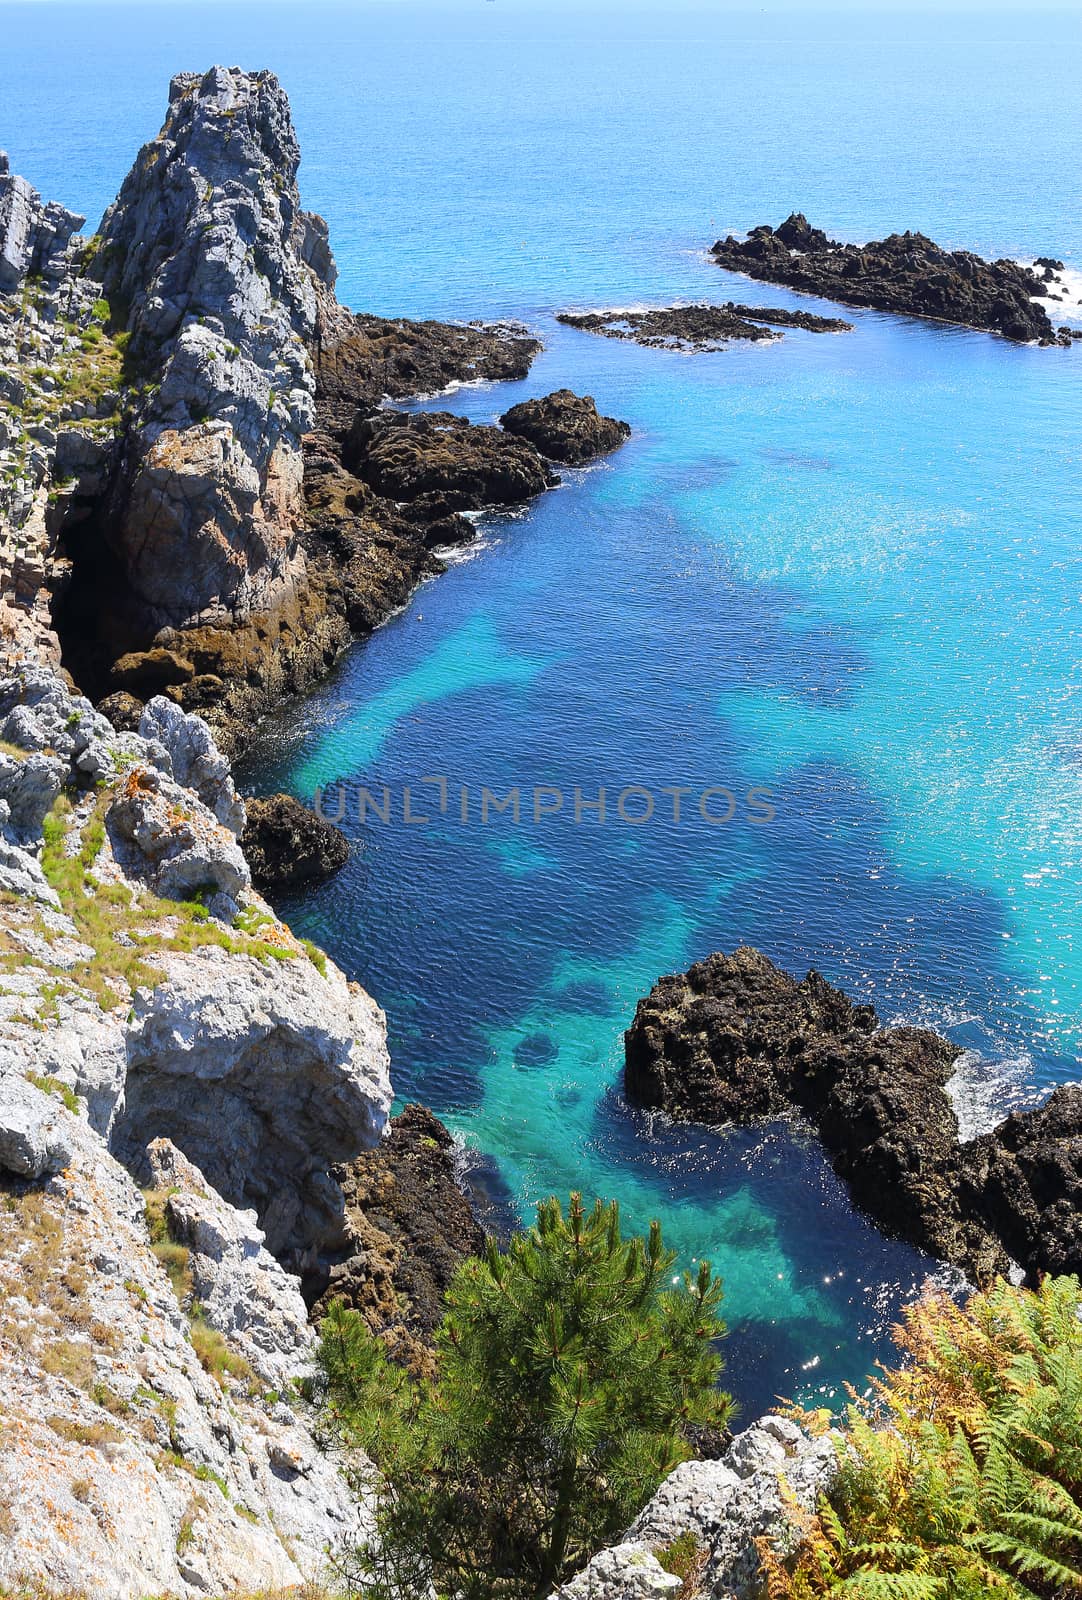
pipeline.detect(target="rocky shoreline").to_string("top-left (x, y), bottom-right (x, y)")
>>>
top-left (625, 947), bottom-right (1082, 1287)
top-left (558, 300), bottom-right (851, 349)
top-left (309, 1103), bottom-right (487, 1375)
top-left (1, 67), bottom-right (628, 759)
top-left (710, 212), bottom-right (1074, 344)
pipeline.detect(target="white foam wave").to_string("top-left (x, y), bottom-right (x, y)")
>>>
top-left (947, 1047), bottom-right (1035, 1141)
top-left (559, 299), bottom-right (704, 318)
top-left (433, 534), bottom-right (496, 565)
top-left (1020, 261), bottom-right (1082, 328)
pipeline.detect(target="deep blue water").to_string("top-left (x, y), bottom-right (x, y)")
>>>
top-left (5, 2), bottom-right (1081, 1417)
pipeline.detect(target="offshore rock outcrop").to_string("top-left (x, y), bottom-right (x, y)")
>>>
top-left (242, 789), bottom-right (350, 890)
top-left (500, 388), bottom-right (632, 464)
top-left (0, 662), bottom-right (391, 1596)
top-left (347, 407), bottom-right (558, 512)
top-left (624, 947), bottom-right (1082, 1286)
top-left (558, 301), bottom-right (850, 350)
top-left (552, 1415), bottom-right (839, 1600)
top-left (710, 213), bottom-right (1068, 343)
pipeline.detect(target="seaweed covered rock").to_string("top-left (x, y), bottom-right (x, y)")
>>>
top-left (624, 947), bottom-right (992, 1275)
top-left (345, 408), bottom-right (557, 516)
top-left (624, 946), bottom-right (1082, 1287)
top-left (315, 310), bottom-right (541, 434)
top-left (558, 302), bottom-right (849, 349)
top-left (499, 388), bottom-right (631, 464)
top-left (972, 1085), bottom-right (1082, 1281)
top-left (710, 214), bottom-right (1062, 343)
top-left (242, 791), bottom-right (349, 890)
top-left (311, 1103), bottom-right (485, 1374)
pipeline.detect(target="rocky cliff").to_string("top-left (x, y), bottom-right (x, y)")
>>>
top-left (0, 152), bottom-right (101, 673)
top-left (0, 662), bottom-right (392, 1595)
top-left (67, 67), bottom-right (338, 724)
top-left (0, 68), bottom-right (629, 756)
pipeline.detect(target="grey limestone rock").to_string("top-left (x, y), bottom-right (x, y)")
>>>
top-left (0, 1072), bottom-right (74, 1178)
top-left (147, 1137), bottom-right (316, 1387)
top-left (107, 760), bottom-right (250, 904)
top-left (0, 164), bottom-right (84, 292)
top-left (118, 941), bottom-right (392, 1260)
top-left (89, 66), bottom-right (326, 632)
top-left (139, 694), bottom-right (246, 834)
top-left (551, 1416), bottom-right (839, 1600)
top-left (0, 1107), bottom-right (371, 1598)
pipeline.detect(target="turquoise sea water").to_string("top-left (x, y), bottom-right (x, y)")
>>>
top-left (4, 2), bottom-right (1081, 1416)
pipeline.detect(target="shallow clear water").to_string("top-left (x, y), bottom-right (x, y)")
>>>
top-left (5, 1), bottom-right (1081, 1416)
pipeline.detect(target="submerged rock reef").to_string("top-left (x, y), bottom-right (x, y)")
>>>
top-left (625, 947), bottom-right (1082, 1286)
top-left (558, 301), bottom-right (851, 349)
top-left (710, 212), bottom-right (1072, 344)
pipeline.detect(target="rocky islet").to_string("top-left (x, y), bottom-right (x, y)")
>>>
top-left (710, 211), bottom-right (1074, 344)
top-left (557, 301), bottom-right (852, 349)
top-left (624, 947), bottom-right (1082, 1287)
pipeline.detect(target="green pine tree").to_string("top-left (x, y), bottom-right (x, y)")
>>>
top-left (317, 1191), bottom-right (732, 1600)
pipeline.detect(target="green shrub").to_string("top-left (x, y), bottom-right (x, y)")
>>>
top-left (318, 1192), bottom-right (731, 1600)
top-left (655, 1530), bottom-right (709, 1596)
top-left (189, 1314), bottom-right (253, 1387)
top-left (25, 1072), bottom-right (79, 1114)
top-left (765, 1275), bottom-right (1082, 1599)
